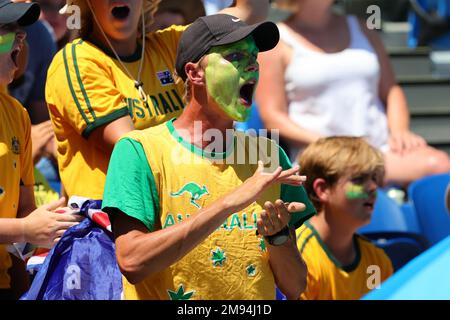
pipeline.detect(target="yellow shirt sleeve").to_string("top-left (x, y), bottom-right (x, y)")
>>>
top-left (151, 24), bottom-right (188, 58)
top-left (19, 104), bottom-right (34, 187)
top-left (46, 41), bottom-right (130, 138)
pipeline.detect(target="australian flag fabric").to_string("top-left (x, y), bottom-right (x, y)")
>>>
top-left (21, 198), bottom-right (122, 300)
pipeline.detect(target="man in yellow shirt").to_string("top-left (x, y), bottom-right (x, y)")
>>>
top-left (296, 137), bottom-right (394, 300)
top-left (103, 14), bottom-right (316, 300)
top-left (46, 0), bottom-right (270, 200)
top-left (0, 0), bottom-right (81, 300)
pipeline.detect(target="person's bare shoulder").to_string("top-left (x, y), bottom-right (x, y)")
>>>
top-left (270, 22), bottom-right (294, 67)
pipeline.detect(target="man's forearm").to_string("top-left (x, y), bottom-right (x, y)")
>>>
top-left (220, 0), bottom-right (270, 24)
top-left (116, 197), bottom-right (241, 284)
top-left (267, 229), bottom-right (307, 300)
top-left (0, 218), bottom-right (25, 244)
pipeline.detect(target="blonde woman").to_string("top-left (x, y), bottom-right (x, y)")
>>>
top-left (256, 0), bottom-right (450, 185)
top-left (46, 0), bottom-right (269, 200)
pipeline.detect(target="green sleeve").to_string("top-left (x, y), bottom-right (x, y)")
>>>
top-left (102, 138), bottom-right (159, 231)
top-left (279, 146), bottom-right (316, 229)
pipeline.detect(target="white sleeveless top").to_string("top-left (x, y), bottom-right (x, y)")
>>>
top-left (279, 16), bottom-right (389, 160)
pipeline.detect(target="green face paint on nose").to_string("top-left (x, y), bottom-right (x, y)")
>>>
top-left (0, 33), bottom-right (15, 54)
top-left (346, 183), bottom-right (370, 200)
top-left (205, 37), bottom-right (259, 122)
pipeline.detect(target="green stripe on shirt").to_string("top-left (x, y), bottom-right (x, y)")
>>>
top-left (72, 40), bottom-right (97, 121)
top-left (63, 44), bottom-right (90, 126)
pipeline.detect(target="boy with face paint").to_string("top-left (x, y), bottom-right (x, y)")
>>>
top-left (296, 136), bottom-right (394, 300)
top-left (103, 14), bottom-right (316, 300)
top-left (0, 0), bottom-right (82, 299)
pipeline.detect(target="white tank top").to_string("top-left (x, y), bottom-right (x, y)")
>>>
top-left (279, 16), bottom-right (389, 160)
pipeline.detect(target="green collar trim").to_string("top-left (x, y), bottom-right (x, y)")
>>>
top-left (166, 118), bottom-right (235, 160)
top-left (304, 220), bottom-right (361, 273)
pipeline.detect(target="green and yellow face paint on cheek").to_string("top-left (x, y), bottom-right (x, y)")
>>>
top-left (205, 37), bottom-right (259, 122)
top-left (0, 33), bottom-right (15, 54)
top-left (345, 183), bottom-right (370, 200)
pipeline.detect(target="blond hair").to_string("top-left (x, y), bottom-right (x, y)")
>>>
top-left (298, 137), bottom-right (385, 210)
top-left (64, 0), bottom-right (161, 38)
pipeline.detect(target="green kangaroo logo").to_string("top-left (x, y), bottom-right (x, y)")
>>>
top-left (170, 182), bottom-right (209, 209)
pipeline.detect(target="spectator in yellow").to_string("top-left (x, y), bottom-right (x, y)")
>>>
top-left (0, 0), bottom-right (81, 300)
top-left (296, 137), bottom-right (393, 300)
top-left (46, 0), bottom-right (270, 200)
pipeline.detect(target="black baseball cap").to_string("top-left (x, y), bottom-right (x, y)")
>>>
top-left (0, 0), bottom-right (40, 27)
top-left (176, 14), bottom-right (279, 81)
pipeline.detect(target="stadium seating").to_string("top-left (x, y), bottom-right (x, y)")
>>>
top-left (408, 173), bottom-right (450, 245)
top-left (358, 189), bottom-right (428, 271)
top-left (362, 234), bottom-right (450, 300)
top-left (359, 190), bottom-right (410, 234)
top-left (367, 236), bottom-right (426, 271)
top-left (408, 0), bottom-right (450, 49)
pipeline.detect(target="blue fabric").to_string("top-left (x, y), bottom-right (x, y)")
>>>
top-left (36, 157), bottom-right (60, 188)
top-left (275, 287), bottom-right (287, 300)
top-left (21, 202), bottom-right (122, 300)
top-left (235, 102), bottom-right (265, 132)
top-left (363, 235), bottom-right (450, 300)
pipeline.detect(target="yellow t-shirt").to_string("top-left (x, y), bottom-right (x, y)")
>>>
top-left (0, 92), bottom-right (34, 289)
top-left (45, 25), bottom-right (187, 199)
top-left (296, 221), bottom-right (393, 300)
top-left (103, 120), bottom-right (316, 300)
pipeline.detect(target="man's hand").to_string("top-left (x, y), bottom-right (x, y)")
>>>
top-left (257, 200), bottom-right (305, 236)
top-left (223, 160), bottom-right (306, 213)
top-left (21, 197), bottom-right (84, 248)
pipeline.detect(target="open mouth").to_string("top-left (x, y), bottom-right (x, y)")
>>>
top-left (239, 81), bottom-right (256, 107)
top-left (111, 4), bottom-right (130, 20)
top-left (10, 48), bottom-right (20, 67)
top-left (363, 201), bottom-right (374, 210)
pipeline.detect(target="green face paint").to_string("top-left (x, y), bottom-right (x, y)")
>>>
top-left (0, 33), bottom-right (15, 54)
top-left (345, 183), bottom-right (370, 200)
top-left (205, 37), bottom-right (259, 122)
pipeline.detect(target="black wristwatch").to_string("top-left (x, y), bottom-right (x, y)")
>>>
top-left (264, 227), bottom-right (291, 246)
